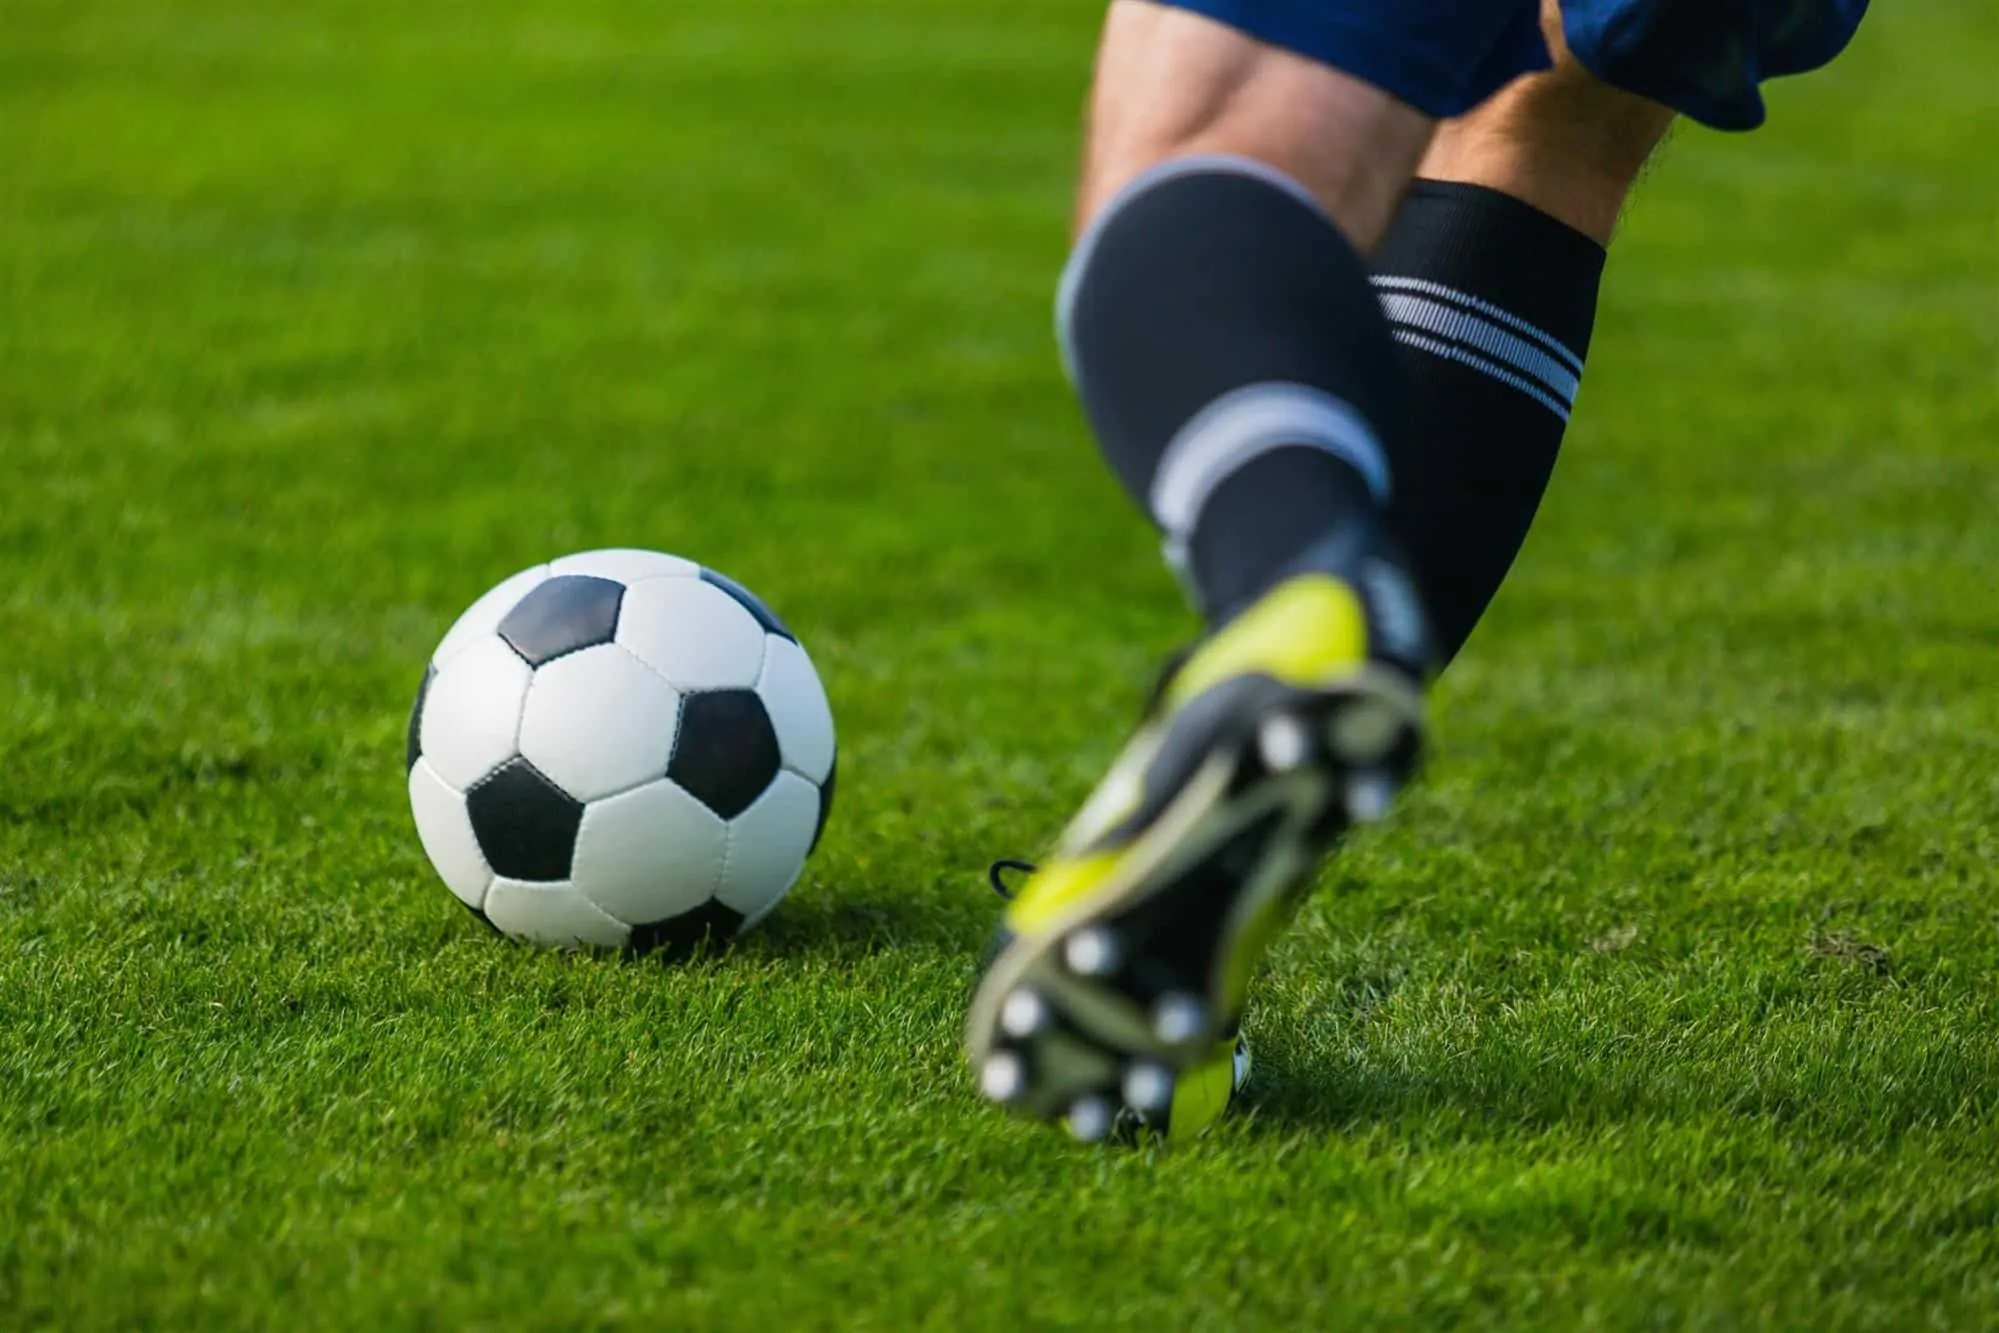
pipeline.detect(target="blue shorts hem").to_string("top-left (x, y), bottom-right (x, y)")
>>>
top-left (1147, 0), bottom-right (1868, 131)
top-left (1155, 0), bottom-right (1552, 120)
top-left (1563, 0), bottom-right (1871, 131)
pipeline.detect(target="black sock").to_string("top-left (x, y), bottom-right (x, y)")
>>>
top-left (1372, 180), bottom-right (1607, 665)
top-left (1059, 158), bottom-right (1408, 628)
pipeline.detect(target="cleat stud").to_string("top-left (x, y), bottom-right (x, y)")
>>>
top-left (1068, 1095), bottom-right (1114, 1143)
top-left (1123, 1062), bottom-right (1175, 1116)
top-left (1345, 769), bottom-right (1396, 825)
top-left (999, 988), bottom-right (1052, 1039)
top-left (1330, 699), bottom-right (1403, 765)
top-left (1063, 926), bottom-right (1123, 978)
top-left (980, 1052), bottom-right (1028, 1104)
top-left (1257, 712), bottom-right (1313, 774)
top-left (1152, 992), bottom-right (1207, 1046)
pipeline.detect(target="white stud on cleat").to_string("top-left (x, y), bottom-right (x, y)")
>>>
top-left (1257, 712), bottom-right (1313, 774)
top-left (1152, 992), bottom-right (1207, 1046)
top-left (1000, 988), bottom-right (1052, 1039)
top-left (1063, 926), bottom-right (1123, 977)
top-left (1068, 1095), bottom-right (1114, 1143)
top-left (980, 1052), bottom-right (1028, 1104)
top-left (1345, 769), bottom-right (1397, 824)
top-left (1330, 698), bottom-right (1403, 765)
top-left (1123, 1062), bottom-right (1175, 1115)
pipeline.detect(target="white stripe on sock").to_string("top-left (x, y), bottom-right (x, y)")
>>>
top-left (1388, 329), bottom-right (1572, 422)
top-left (1150, 382), bottom-right (1390, 546)
top-left (1372, 275), bottom-right (1583, 375)
top-left (1377, 292), bottom-right (1581, 408)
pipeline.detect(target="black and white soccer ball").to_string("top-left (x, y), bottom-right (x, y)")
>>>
top-left (406, 549), bottom-right (836, 953)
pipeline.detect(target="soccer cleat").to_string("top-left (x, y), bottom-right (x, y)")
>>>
top-left (982, 865), bottom-right (1254, 1143)
top-left (967, 558), bottom-right (1428, 1133)
top-left (1106, 1029), bottom-right (1252, 1143)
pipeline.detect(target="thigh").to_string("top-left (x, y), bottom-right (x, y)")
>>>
top-left (1082, 1), bottom-right (1544, 247)
top-left (1560, 0), bottom-right (1871, 129)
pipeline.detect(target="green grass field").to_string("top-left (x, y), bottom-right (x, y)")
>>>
top-left (5, 1), bottom-right (1998, 1326)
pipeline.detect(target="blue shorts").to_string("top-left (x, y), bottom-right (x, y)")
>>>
top-left (1160, 0), bottom-right (1870, 130)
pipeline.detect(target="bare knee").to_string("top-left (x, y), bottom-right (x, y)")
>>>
top-left (1419, 14), bottom-right (1674, 244)
top-left (1079, 1), bottom-right (1434, 249)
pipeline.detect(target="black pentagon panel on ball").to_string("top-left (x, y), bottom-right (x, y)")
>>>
top-left (496, 575), bottom-right (626, 667)
top-left (698, 567), bottom-right (795, 642)
top-left (810, 754), bottom-right (838, 855)
top-left (407, 663), bottom-right (436, 774)
top-left (465, 758), bottom-right (585, 882)
top-left (668, 689), bottom-right (782, 819)
top-left (627, 900), bottom-right (745, 959)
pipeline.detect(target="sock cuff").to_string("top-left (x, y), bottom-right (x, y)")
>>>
top-left (1373, 180), bottom-right (1606, 363)
top-left (1058, 154), bottom-right (1331, 383)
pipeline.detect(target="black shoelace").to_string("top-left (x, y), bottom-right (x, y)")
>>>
top-left (986, 858), bottom-right (1037, 900)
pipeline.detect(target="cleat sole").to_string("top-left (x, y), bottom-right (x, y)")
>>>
top-left (1256, 711), bottom-right (1314, 775)
top-left (981, 1051), bottom-right (1028, 1104)
top-left (1344, 769), bottom-right (1396, 825)
top-left (965, 666), bottom-right (1425, 1134)
top-left (999, 987), bottom-right (1052, 1039)
top-left (1122, 1062), bottom-right (1175, 1116)
top-left (1330, 695), bottom-right (1404, 765)
top-left (1062, 925), bottom-right (1123, 978)
top-left (1151, 992), bottom-right (1207, 1047)
top-left (1067, 1095), bottom-right (1114, 1143)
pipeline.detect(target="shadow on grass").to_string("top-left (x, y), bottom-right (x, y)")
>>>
top-left (1231, 1057), bottom-right (1547, 1141)
top-left (1229, 1030), bottom-right (1995, 1144)
top-left (430, 882), bottom-right (983, 970)
top-left (740, 886), bottom-right (979, 965)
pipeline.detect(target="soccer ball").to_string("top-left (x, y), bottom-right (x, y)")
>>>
top-left (405, 548), bottom-right (836, 953)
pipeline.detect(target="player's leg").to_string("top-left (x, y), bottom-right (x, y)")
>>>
top-left (968, 0), bottom-right (1549, 1138)
top-left (1416, 5), bottom-right (1674, 247)
top-left (1377, 7), bottom-right (1673, 664)
top-left (1062, 2), bottom-right (1435, 628)
top-left (1377, 0), bottom-right (1871, 664)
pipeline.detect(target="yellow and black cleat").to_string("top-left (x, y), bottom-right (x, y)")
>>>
top-left (1107, 1029), bottom-right (1252, 1144)
top-left (966, 567), bottom-right (1427, 1140)
top-left (983, 863), bottom-right (1253, 1144)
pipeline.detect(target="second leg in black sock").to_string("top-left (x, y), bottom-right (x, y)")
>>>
top-left (1372, 180), bottom-right (1608, 665)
